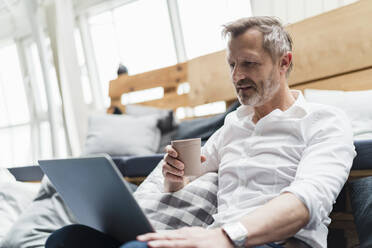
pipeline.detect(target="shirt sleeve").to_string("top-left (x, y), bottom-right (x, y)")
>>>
top-left (200, 126), bottom-right (223, 173)
top-left (280, 108), bottom-right (356, 229)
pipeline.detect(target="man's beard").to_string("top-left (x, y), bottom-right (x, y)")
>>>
top-left (236, 69), bottom-right (280, 107)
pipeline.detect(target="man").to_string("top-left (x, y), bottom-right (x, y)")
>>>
top-left (138, 17), bottom-right (355, 248)
top-left (46, 17), bottom-right (355, 248)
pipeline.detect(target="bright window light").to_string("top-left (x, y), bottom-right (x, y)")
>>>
top-left (57, 123), bottom-right (68, 158)
top-left (177, 0), bottom-right (252, 59)
top-left (0, 43), bottom-right (30, 125)
top-left (80, 67), bottom-right (93, 105)
top-left (27, 42), bottom-right (68, 160)
top-left (121, 87), bottom-right (164, 105)
top-left (30, 43), bottom-right (49, 112)
top-left (193, 101), bottom-right (226, 117)
top-left (177, 82), bottom-right (190, 95)
top-left (74, 29), bottom-right (93, 105)
top-left (40, 121), bottom-right (52, 159)
top-left (74, 29), bottom-right (86, 66)
top-left (0, 80), bottom-right (9, 127)
top-left (10, 125), bottom-right (33, 166)
top-left (112, 0), bottom-right (177, 75)
top-left (89, 0), bottom-right (177, 107)
top-left (89, 11), bottom-right (119, 107)
top-left (0, 128), bottom-right (12, 167)
top-left (176, 106), bottom-right (194, 120)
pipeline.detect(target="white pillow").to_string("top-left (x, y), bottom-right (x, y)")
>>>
top-left (84, 114), bottom-right (161, 156)
top-left (0, 181), bottom-right (40, 241)
top-left (126, 104), bottom-right (177, 133)
top-left (304, 89), bottom-right (372, 140)
top-left (0, 168), bottom-right (16, 182)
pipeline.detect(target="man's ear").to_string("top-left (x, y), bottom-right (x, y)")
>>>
top-left (279, 52), bottom-right (292, 76)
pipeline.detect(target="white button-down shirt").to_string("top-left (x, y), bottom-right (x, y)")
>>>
top-left (202, 90), bottom-right (356, 248)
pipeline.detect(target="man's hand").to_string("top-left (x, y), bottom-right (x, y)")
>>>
top-left (137, 227), bottom-right (233, 248)
top-left (163, 145), bottom-right (206, 192)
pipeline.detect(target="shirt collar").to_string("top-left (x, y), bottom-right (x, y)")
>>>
top-left (236, 90), bottom-right (308, 120)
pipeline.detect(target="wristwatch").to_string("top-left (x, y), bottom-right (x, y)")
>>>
top-left (222, 222), bottom-right (248, 248)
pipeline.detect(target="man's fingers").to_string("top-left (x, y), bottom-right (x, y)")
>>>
top-left (165, 173), bottom-right (184, 182)
top-left (148, 239), bottom-right (193, 248)
top-left (137, 231), bottom-right (184, 241)
top-left (164, 154), bottom-right (184, 170)
top-left (165, 145), bottom-right (178, 157)
top-left (201, 155), bottom-right (207, 163)
top-left (163, 163), bottom-right (184, 177)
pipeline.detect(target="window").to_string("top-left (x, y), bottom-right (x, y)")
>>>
top-left (112, 0), bottom-right (176, 75)
top-left (89, 0), bottom-right (177, 106)
top-left (27, 41), bottom-right (69, 159)
top-left (74, 29), bottom-right (93, 105)
top-left (177, 0), bottom-right (252, 59)
top-left (0, 43), bottom-right (30, 125)
top-left (0, 43), bottom-right (32, 167)
top-left (121, 87), bottom-right (164, 105)
top-left (29, 43), bottom-right (48, 113)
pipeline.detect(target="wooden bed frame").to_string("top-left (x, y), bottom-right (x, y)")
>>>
top-left (108, 0), bottom-right (372, 246)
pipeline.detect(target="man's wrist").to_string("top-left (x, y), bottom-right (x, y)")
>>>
top-left (220, 227), bottom-right (235, 246)
top-left (213, 228), bottom-right (234, 248)
top-left (164, 177), bottom-right (189, 192)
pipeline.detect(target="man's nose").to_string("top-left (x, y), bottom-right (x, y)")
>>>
top-left (232, 66), bottom-right (245, 83)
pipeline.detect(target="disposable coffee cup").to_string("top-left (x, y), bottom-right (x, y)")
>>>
top-left (171, 138), bottom-right (202, 177)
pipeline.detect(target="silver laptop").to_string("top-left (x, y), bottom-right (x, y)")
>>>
top-left (38, 154), bottom-right (154, 243)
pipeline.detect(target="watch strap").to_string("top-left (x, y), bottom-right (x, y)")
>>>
top-left (222, 222), bottom-right (248, 247)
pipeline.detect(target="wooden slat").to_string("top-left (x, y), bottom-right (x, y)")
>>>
top-left (329, 219), bottom-right (356, 230)
top-left (330, 212), bottom-right (354, 222)
top-left (139, 93), bottom-right (190, 110)
top-left (188, 50), bottom-right (236, 105)
top-left (287, 0), bottom-right (372, 85)
top-left (291, 68), bottom-right (372, 91)
top-left (349, 169), bottom-right (372, 179)
top-left (124, 177), bottom-right (146, 186)
top-left (109, 63), bottom-right (188, 99)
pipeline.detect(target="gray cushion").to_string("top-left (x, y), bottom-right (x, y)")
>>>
top-left (84, 114), bottom-right (161, 156)
top-left (0, 181), bottom-right (39, 241)
top-left (134, 163), bottom-right (218, 230)
top-left (157, 129), bottom-right (177, 153)
top-left (0, 177), bottom-right (76, 248)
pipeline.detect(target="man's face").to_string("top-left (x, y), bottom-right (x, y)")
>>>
top-left (227, 29), bottom-right (280, 107)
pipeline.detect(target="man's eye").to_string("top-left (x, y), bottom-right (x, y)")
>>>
top-left (243, 61), bottom-right (255, 67)
top-left (229, 63), bottom-right (235, 69)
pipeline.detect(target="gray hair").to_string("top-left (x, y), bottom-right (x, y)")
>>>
top-left (222, 16), bottom-right (293, 77)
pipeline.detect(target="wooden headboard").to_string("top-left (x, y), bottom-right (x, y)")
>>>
top-left (108, 0), bottom-right (372, 116)
top-left (108, 49), bottom-right (235, 114)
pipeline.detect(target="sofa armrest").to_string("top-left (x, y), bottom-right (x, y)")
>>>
top-left (8, 166), bottom-right (44, 182)
top-left (7, 154), bottom-right (164, 182)
top-left (112, 154), bottom-right (164, 177)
